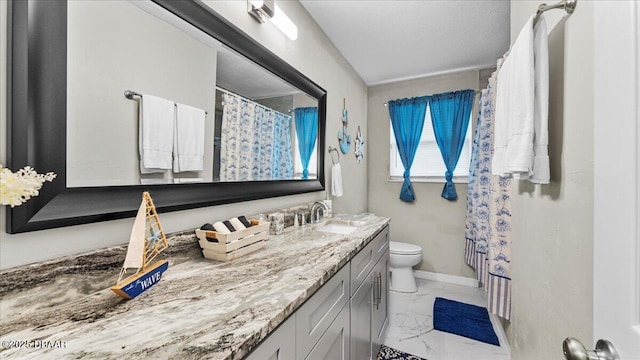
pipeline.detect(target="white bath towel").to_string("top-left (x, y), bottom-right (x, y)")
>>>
top-left (492, 14), bottom-right (550, 184)
top-left (331, 163), bottom-right (343, 197)
top-left (139, 94), bottom-right (175, 174)
top-left (529, 16), bottom-right (550, 184)
top-left (492, 15), bottom-right (535, 177)
top-left (173, 103), bottom-right (206, 173)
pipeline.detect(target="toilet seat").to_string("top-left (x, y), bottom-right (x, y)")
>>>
top-left (389, 241), bottom-right (422, 255)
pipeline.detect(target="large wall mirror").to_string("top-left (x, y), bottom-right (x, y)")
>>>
top-left (8, 0), bottom-right (326, 233)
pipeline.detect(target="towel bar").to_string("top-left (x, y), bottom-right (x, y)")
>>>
top-left (328, 146), bottom-right (340, 165)
top-left (535, 0), bottom-right (576, 24)
top-left (124, 90), bottom-right (208, 115)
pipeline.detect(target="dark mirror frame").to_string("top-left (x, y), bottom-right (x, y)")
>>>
top-left (7, 0), bottom-right (326, 234)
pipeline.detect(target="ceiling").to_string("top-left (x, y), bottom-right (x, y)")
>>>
top-left (300, 0), bottom-right (511, 86)
top-left (136, 0), bottom-right (302, 100)
top-left (217, 47), bottom-right (300, 100)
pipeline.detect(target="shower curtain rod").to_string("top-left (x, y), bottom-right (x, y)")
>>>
top-left (215, 86), bottom-right (292, 114)
top-left (124, 90), bottom-right (208, 115)
top-left (535, 0), bottom-right (576, 22)
top-left (215, 86), bottom-right (246, 100)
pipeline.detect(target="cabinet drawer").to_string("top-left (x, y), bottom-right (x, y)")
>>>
top-left (296, 264), bottom-right (350, 359)
top-left (350, 240), bottom-right (375, 296)
top-left (350, 225), bottom-right (389, 296)
top-left (372, 225), bottom-right (389, 263)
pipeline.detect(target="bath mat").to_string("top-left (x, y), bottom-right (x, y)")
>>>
top-left (376, 344), bottom-right (426, 360)
top-left (432, 297), bottom-right (500, 346)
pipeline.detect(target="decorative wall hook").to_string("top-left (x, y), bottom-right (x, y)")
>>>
top-left (337, 98), bottom-right (351, 154)
top-left (354, 126), bottom-right (364, 164)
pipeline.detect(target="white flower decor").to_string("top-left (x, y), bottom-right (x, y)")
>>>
top-left (0, 165), bottom-right (57, 207)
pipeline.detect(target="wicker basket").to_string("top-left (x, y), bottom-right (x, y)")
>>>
top-left (195, 220), bottom-right (269, 261)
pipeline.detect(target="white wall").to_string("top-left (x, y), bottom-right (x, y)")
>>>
top-left (0, 0), bottom-right (368, 269)
top-left (506, 2), bottom-right (594, 359)
top-left (367, 70), bottom-right (482, 277)
top-left (67, 1), bottom-right (217, 186)
top-left (202, 0), bottom-right (369, 215)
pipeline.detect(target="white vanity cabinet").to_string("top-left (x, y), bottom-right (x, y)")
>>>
top-left (350, 225), bottom-right (390, 360)
top-left (371, 251), bottom-right (389, 351)
top-left (244, 224), bottom-right (390, 360)
top-left (296, 264), bottom-right (350, 359)
top-left (350, 270), bottom-right (373, 360)
top-left (304, 304), bottom-right (350, 360)
top-left (244, 264), bottom-right (349, 360)
top-left (245, 316), bottom-right (296, 360)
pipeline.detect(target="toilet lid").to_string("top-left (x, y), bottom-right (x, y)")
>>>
top-left (390, 241), bottom-right (422, 255)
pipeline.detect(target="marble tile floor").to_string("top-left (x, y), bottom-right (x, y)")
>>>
top-left (383, 278), bottom-right (511, 360)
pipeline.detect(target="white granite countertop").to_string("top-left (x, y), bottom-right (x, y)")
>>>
top-left (0, 214), bottom-right (390, 360)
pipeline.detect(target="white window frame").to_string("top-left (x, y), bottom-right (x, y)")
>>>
top-left (389, 105), bottom-right (473, 183)
top-left (293, 139), bottom-right (318, 179)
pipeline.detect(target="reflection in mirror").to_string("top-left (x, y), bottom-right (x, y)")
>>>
top-left (66, 0), bottom-right (318, 187)
top-left (9, 0), bottom-right (326, 233)
top-left (213, 47), bottom-right (318, 182)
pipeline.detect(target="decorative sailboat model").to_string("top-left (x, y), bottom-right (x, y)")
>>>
top-left (111, 192), bottom-right (169, 300)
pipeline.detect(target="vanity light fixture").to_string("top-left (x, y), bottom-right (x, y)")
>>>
top-left (248, 0), bottom-right (298, 41)
top-left (271, 4), bottom-right (298, 40)
top-left (248, 0), bottom-right (274, 23)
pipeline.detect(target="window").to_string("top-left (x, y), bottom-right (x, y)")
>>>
top-left (390, 106), bottom-right (472, 183)
top-left (293, 140), bottom-right (317, 178)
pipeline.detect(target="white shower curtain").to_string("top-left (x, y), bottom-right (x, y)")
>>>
top-left (465, 63), bottom-right (513, 320)
top-left (219, 92), bottom-right (293, 181)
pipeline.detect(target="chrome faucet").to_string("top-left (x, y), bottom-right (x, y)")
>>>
top-left (310, 201), bottom-right (330, 223)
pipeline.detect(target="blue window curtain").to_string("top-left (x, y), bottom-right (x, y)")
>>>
top-left (294, 107), bottom-right (318, 179)
top-left (429, 89), bottom-right (475, 200)
top-left (388, 96), bottom-right (429, 202)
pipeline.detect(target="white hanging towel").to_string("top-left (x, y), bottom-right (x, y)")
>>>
top-left (529, 16), bottom-right (550, 184)
top-left (173, 103), bottom-right (206, 172)
top-left (492, 14), bottom-right (550, 184)
top-left (331, 163), bottom-right (343, 197)
top-left (139, 93), bottom-right (175, 174)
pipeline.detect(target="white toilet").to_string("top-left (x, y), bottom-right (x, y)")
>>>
top-left (389, 241), bottom-right (423, 293)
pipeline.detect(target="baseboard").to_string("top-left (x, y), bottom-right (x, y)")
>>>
top-left (489, 313), bottom-right (511, 353)
top-left (413, 270), bottom-right (479, 288)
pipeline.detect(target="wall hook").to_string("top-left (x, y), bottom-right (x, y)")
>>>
top-left (354, 126), bottom-right (364, 164)
top-left (337, 98), bottom-right (351, 154)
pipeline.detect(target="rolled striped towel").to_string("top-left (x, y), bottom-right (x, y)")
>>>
top-left (238, 216), bottom-right (253, 228)
top-left (222, 220), bottom-right (236, 232)
top-left (213, 221), bottom-right (230, 234)
top-left (230, 217), bottom-right (246, 231)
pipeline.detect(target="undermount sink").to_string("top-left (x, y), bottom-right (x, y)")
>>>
top-left (315, 222), bottom-right (358, 235)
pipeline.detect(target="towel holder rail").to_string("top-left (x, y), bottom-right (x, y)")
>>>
top-left (328, 146), bottom-right (340, 165)
top-left (124, 90), bottom-right (208, 115)
top-left (535, 0), bottom-right (576, 23)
